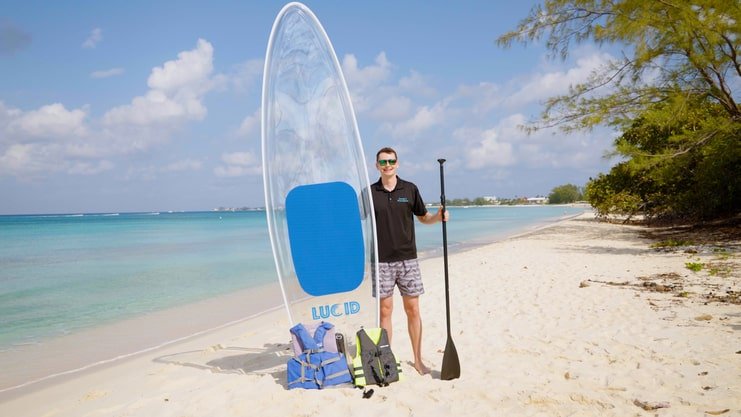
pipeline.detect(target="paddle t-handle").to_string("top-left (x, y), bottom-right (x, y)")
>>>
top-left (438, 159), bottom-right (446, 218)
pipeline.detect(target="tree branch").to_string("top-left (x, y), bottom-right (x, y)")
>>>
top-left (719, 33), bottom-right (741, 78)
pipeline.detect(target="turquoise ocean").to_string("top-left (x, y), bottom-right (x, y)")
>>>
top-left (0, 205), bottom-right (588, 391)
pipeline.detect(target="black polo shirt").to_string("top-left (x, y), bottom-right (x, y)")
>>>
top-left (370, 176), bottom-right (428, 262)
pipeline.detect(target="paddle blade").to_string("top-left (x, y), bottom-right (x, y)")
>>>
top-left (440, 335), bottom-right (460, 380)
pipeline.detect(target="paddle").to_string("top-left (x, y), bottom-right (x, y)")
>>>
top-left (438, 158), bottom-right (460, 380)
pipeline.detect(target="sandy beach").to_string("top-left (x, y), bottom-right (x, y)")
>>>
top-left (1, 213), bottom-right (738, 417)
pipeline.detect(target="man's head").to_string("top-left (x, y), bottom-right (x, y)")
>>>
top-left (376, 147), bottom-right (398, 177)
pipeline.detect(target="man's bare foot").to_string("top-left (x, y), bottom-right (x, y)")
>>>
top-left (413, 362), bottom-right (431, 375)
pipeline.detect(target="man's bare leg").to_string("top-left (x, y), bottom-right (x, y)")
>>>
top-left (403, 295), bottom-right (430, 374)
top-left (380, 295), bottom-right (394, 344)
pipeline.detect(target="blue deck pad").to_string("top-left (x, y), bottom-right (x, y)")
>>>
top-left (285, 181), bottom-right (365, 296)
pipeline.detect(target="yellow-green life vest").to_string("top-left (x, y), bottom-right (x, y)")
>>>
top-left (352, 327), bottom-right (403, 387)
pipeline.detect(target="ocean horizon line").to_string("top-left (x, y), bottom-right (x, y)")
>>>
top-left (0, 209), bottom-right (266, 217)
top-left (0, 202), bottom-right (592, 218)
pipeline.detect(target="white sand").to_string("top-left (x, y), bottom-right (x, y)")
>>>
top-left (1, 213), bottom-right (738, 416)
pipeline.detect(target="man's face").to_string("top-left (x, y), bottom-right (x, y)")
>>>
top-left (376, 152), bottom-right (398, 177)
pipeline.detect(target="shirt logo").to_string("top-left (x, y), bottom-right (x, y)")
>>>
top-left (397, 197), bottom-right (409, 203)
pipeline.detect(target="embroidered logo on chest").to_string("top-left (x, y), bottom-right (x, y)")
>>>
top-left (397, 197), bottom-right (409, 203)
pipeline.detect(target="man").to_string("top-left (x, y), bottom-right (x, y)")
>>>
top-left (370, 146), bottom-right (448, 375)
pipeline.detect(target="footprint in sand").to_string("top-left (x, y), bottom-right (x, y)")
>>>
top-left (81, 390), bottom-right (108, 401)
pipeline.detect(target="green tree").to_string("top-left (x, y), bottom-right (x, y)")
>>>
top-left (548, 183), bottom-right (583, 204)
top-left (497, 0), bottom-right (740, 131)
top-left (498, 0), bottom-right (740, 220)
top-left (586, 99), bottom-right (740, 220)
top-left (584, 163), bottom-right (652, 219)
top-left (473, 197), bottom-right (490, 206)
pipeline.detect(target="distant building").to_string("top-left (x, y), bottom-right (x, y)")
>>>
top-left (526, 197), bottom-right (547, 204)
top-left (483, 196), bottom-right (497, 202)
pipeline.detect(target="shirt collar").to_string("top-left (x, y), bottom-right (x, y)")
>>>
top-left (374, 176), bottom-right (405, 192)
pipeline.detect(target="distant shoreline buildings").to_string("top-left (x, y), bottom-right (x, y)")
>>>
top-left (212, 206), bottom-right (264, 212)
top-left (216, 194), bottom-right (553, 212)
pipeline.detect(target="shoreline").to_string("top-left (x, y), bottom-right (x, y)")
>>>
top-left (417, 209), bottom-right (589, 260)
top-left (0, 284), bottom-right (285, 399)
top-left (0, 209), bottom-right (588, 399)
top-left (2, 212), bottom-right (737, 416)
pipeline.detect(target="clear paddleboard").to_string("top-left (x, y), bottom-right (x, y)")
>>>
top-left (261, 2), bottom-right (379, 337)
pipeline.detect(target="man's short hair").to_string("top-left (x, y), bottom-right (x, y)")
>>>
top-left (376, 147), bottom-right (397, 161)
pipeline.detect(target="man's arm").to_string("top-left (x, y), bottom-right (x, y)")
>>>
top-left (417, 208), bottom-right (448, 225)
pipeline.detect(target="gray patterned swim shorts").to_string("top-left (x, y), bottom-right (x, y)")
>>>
top-left (373, 259), bottom-right (424, 298)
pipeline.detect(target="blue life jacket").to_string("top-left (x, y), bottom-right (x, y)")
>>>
top-left (287, 322), bottom-right (352, 389)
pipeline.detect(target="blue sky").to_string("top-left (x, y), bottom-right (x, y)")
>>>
top-left (1, 1), bottom-right (620, 214)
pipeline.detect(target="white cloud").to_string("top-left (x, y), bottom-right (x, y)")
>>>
top-left (0, 36), bottom-right (617, 201)
top-left (342, 53), bottom-right (441, 122)
top-left (297, 48), bottom-right (616, 195)
top-left (120, 158), bottom-right (204, 181)
top-left (369, 96), bottom-right (412, 121)
top-left (389, 102), bottom-right (447, 139)
top-left (214, 151), bottom-right (261, 177)
top-left (458, 126), bottom-right (515, 169)
top-left (237, 109), bottom-right (260, 138)
top-left (453, 82), bottom-right (503, 116)
top-left (148, 39), bottom-right (214, 95)
top-left (91, 68), bottom-right (125, 79)
top-left (0, 102), bottom-right (108, 178)
top-left (221, 151), bottom-right (255, 166)
top-left (342, 52), bottom-right (392, 93)
top-left (7, 103), bottom-right (88, 139)
top-left (103, 90), bottom-right (205, 126)
top-left (342, 52), bottom-right (393, 113)
top-left (229, 59), bottom-right (264, 93)
top-left (161, 159), bottom-right (202, 172)
top-left (102, 39), bottom-right (214, 128)
top-left (453, 110), bottom-right (614, 174)
top-left (505, 52), bottom-right (613, 108)
top-left (517, 126), bottom-right (616, 169)
top-left (398, 70), bottom-right (436, 97)
top-left (82, 28), bottom-right (102, 49)
top-left (0, 142), bottom-right (114, 178)
top-left (68, 160), bottom-right (114, 175)
top-left (0, 144), bottom-right (38, 176)
top-left (0, 39), bottom-right (222, 180)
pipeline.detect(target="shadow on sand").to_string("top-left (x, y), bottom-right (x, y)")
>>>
top-left (153, 342), bottom-right (293, 387)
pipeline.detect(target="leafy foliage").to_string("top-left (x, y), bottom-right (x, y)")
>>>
top-left (499, 0), bottom-right (740, 221)
top-left (498, 0), bottom-right (740, 130)
top-left (548, 183), bottom-right (583, 204)
top-left (585, 98), bottom-right (740, 220)
top-left (685, 262), bottom-right (704, 272)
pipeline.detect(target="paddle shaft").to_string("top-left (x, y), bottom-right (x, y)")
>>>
top-left (438, 158), bottom-right (460, 380)
top-left (438, 159), bottom-right (452, 336)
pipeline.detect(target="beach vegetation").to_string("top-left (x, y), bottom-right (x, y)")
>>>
top-left (707, 261), bottom-right (732, 277)
top-left (714, 252), bottom-right (731, 261)
top-left (650, 239), bottom-right (695, 249)
top-left (548, 183), bottom-right (583, 204)
top-left (585, 98), bottom-right (740, 220)
top-left (443, 197), bottom-right (546, 206)
top-left (446, 198), bottom-right (488, 206)
top-left (685, 262), bottom-right (704, 272)
top-left (498, 0), bottom-right (740, 221)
